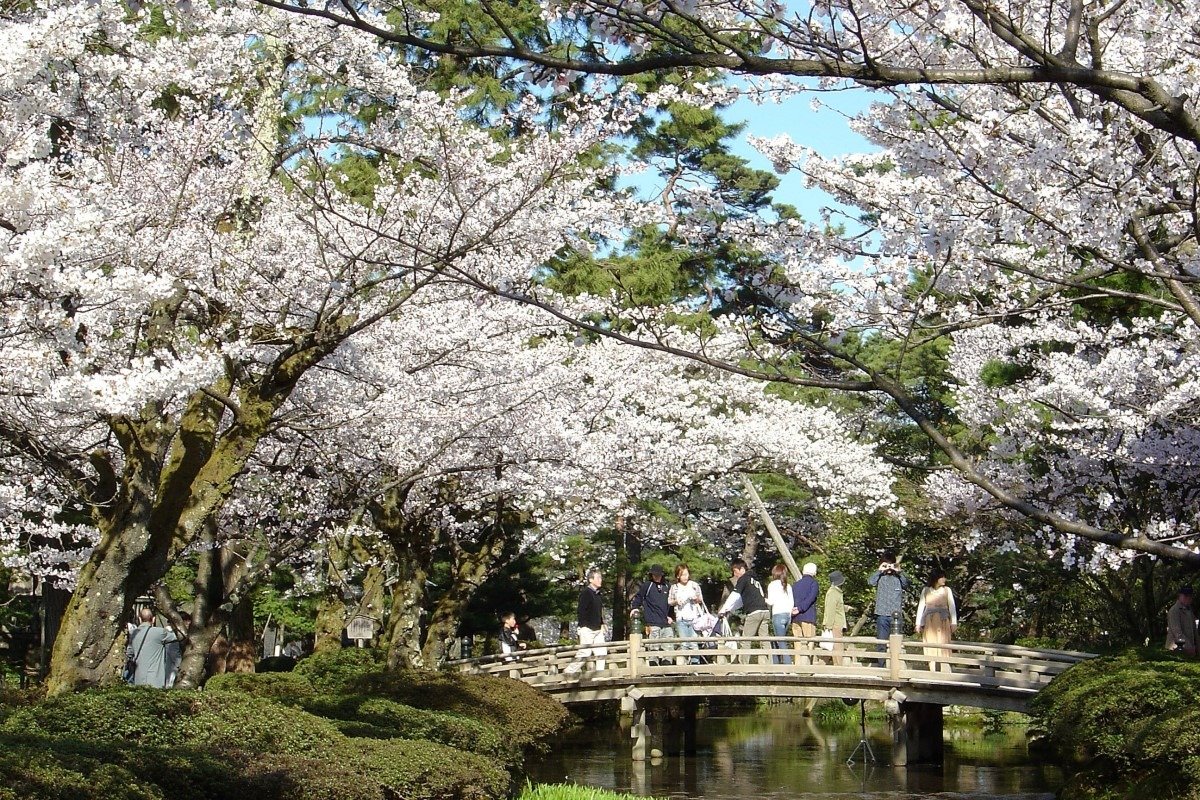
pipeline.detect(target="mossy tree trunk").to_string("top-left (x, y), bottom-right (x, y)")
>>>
top-left (385, 566), bottom-right (427, 668)
top-left (420, 531), bottom-right (510, 667)
top-left (371, 484), bottom-right (439, 670)
top-left (44, 319), bottom-right (350, 694)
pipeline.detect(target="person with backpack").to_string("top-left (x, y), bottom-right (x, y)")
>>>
top-left (716, 558), bottom-right (770, 664)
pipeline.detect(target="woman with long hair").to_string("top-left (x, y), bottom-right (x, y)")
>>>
top-left (916, 569), bottom-right (958, 673)
top-left (668, 562), bottom-right (704, 665)
top-left (766, 563), bottom-right (794, 665)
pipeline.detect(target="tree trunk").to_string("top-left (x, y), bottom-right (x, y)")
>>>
top-left (46, 521), bottom-right (161, 693)
top-left (224, 597), bottom-right (257, 673)
top-left (420, 534), bottom-right (508, 667)
top-left (611, 519), bottom-right (630, 642)
top-left (385, 566), bottom-right (426, 669)
top-left (313, 536), bottom-right (354, 653)
top-left (38, 583), bottom-right (71, 681)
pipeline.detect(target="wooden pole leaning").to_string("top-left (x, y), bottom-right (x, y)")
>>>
top-left (740, 474), bottom-right (803, 581)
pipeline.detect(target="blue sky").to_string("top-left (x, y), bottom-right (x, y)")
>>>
top-left (622, 84), bottom-right (878, 224)
top-left (725, 86), bottom-right (876, 221)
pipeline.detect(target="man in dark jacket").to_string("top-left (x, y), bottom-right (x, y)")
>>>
top-left (565, 569), bottom-right (606, 674)
top-left (717, 558), bottom-right (771, 664)
top-left (631, 563), bottom-right (673, 663)
top-left (630, 564), bottom-right (672, 634)
top-left (791, 562), bottom-right (819, 665)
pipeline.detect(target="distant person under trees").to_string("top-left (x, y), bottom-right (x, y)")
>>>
top-left (126, 608), bottom-right (180, 689)
top-left (868, 552), bottom-right (909, 640)
top-left (1167, 586), bottom-right (1197, 657)
top-left (916, 570), bottom-right (958, 672)
top-left (499, 612), bottom-right (527, 661)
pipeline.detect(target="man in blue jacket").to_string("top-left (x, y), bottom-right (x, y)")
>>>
top-left (631, 564), bottom-right (673, 663)
top-left (791, 562), bottom-right (819, 665)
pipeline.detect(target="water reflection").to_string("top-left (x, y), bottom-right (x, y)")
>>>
top-left (526, 705), bottom-right (1062, 799)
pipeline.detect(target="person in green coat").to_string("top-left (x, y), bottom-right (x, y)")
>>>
top-left (823, 571), bottom-right (848, 665)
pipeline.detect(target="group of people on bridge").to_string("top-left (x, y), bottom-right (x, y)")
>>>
top-left (499, 553), bottom-right (963, 672)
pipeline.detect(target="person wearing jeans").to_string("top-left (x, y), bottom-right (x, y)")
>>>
top-left (766, 563), bottom-right (794, 665)
top-left (669, 563), bottom-right (704, 665)
top-left (868, 552), bottom-right (908, 665)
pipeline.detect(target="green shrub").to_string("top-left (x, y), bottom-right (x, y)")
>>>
top-left (1032, 651), bottom-right (1200, 799)
top-left (293, 648), bottom-right (386, 692)
top-left (0, 741), bottom-right (159, 800)
top-left (1, 687), bottom-right (344, 755)
top-left (353, 670), bottom-right (570, 748)
top-left (205, 671), bottom-right (315, 701)
top-left (300, 694), bottom-right (508, 757)
top-left (293, 649), bottom-right (568, 749)
top-left (241, 738), bottom-right (510, 800)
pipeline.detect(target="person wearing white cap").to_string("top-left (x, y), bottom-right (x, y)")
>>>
top-left (791, 562), bottom-right (819, 666)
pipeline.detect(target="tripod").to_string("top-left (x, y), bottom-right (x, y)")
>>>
top-left (846, 699), bottom-right (876, 766)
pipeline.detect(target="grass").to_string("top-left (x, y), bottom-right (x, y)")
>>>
top-left (519, 784), bottom-right (658, 800)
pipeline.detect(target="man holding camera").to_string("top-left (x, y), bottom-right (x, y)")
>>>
top-left (868, 552), bottom-right (909, 642)
top-left (1167, 586), bottom-right (1197, 657)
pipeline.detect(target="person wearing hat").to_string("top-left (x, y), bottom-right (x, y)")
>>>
top-left (1167, 586), bottom-right (1197, 657)
top-left (631, 563), bottom-right (674, 660)
top-left (823, 571), bottom-right (848, 666)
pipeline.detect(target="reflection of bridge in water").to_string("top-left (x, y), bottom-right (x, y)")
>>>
top-left (456, 633), bottom-right (1094, 765)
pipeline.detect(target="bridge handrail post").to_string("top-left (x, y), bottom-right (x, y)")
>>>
top-left (629, 632), bottom-right (642, 679)
top-left (888, 634), bottom-right (903, 681)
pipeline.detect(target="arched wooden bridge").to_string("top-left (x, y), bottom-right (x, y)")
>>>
top-left (456, 633), bottom-right (1093, 713)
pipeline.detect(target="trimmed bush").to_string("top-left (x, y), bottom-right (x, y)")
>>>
top-left (1031, 650), bottom-right (1200, 800)
top-left (205, 671), bottom-right (315, 701)
top-left (0, 653), bottom-right (568, 800)
top-left (300, 694), bottom-right (509, 757)
top-left (236, 738), bottom-right (510, 800)
top-left (294, 648), bottom-right (385, 692)
top-left (293, 649), bottom-right (569, 748)
top-left (2, 687), bottom-right (344, 754)
top-left (356, 670), bottom-right (570, 749)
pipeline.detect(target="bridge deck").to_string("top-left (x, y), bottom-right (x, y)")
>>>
top-left (454, 635), bottom-right (1093, 712)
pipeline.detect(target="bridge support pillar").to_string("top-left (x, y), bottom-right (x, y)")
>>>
top-left (889, 700), bottom-right (943, 766)
top-left (631, 706), bottom-right (649, 761)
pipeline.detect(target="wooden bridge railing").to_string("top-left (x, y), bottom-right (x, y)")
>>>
top-left (454, 634), bottom-right (1093, 699)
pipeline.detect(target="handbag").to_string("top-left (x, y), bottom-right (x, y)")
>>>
top-left (692, 593), bottom-right (717, 635)
top-left (818, 628), bottom-right (835, 651)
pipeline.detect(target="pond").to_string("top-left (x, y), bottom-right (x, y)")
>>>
top-left (525, 703), bottom-right (1063, 799)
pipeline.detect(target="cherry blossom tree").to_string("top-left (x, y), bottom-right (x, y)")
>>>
top-left (0, 0), bottom-right (643, 692)
top-left (265, 0), bottom-right (1200, 565)
top-left (1, 0), bottom-right (901, 689)
top-left (264, 295), bottom-right (896, 668)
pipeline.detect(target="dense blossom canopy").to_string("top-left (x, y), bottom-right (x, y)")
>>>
top-left (0, 1), bottom-right (894, 588)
